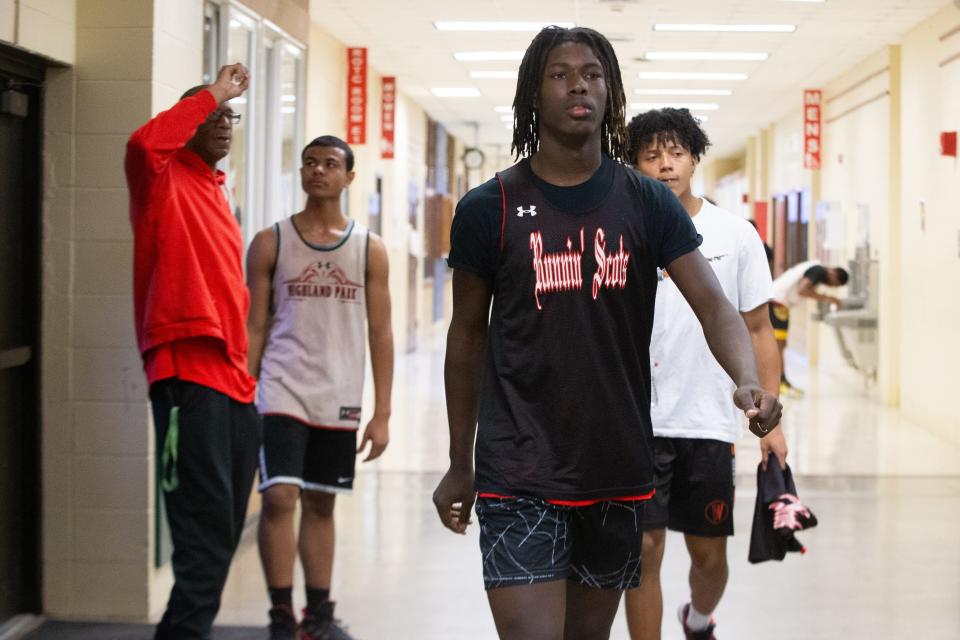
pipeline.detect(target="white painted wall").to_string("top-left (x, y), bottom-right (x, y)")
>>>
top-left (14, 0), bottom-right (77, 63)
top-left (899, 5), bottom-right (960, 443)
top-left (818, 48), bottom-right (893, 398)
top-left (39, 0), bottom-right (161, 619)
top-left (768, 112), bottom-right (808, 198)
top-left (0, 0), bottom-right (15, 43)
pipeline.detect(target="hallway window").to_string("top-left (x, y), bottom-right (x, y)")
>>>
top-left (261, 34), bottom-right (305, 225)
top-left (279, 44), bottom-right (304, 218)
top-left (203, 1), bottom-right (306, 245)
top-left (227, 11), bottom-right (255, 233)
top-left (202, 3), bottom-right (220, 84)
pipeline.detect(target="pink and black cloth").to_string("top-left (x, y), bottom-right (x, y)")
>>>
top-left (748, 461), bottom-right (818, 563)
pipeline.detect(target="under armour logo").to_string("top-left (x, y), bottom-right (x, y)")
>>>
top-left (517, 205), bottom-right (537, 217)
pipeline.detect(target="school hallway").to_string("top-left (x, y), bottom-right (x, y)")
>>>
top-left (211, 330), bottom-right (960, 640)
top-left (3, 1), bottom-right (960, 638)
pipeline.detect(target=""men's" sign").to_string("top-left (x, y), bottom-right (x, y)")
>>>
top-left (803, 89), bottom-right (822, 170)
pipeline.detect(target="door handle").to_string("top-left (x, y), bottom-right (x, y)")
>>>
top-left (0, 346), bottom-right (32, 370)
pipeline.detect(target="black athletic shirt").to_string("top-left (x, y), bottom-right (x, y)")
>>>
top-left (449, 156), bottom-right (702, 502)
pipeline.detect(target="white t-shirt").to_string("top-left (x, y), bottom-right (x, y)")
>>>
top-left (770, 259), bottom-right (820, 307)
top-left (650, 199), bottom-right (773, 443)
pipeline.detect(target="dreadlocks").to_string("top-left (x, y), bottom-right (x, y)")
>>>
top-left (626, 108), bottom-right (712, 164)
top-left (511, 26), bottom-right (628, 162)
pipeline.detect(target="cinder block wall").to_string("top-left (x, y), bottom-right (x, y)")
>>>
top-left (27, 0), bottom-right (204, 620)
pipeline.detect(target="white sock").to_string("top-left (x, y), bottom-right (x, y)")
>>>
top-left (685, 604), bottom-right (713, 631)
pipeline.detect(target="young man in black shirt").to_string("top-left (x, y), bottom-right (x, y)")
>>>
top-left (432, 26), bottom-right (782, 640)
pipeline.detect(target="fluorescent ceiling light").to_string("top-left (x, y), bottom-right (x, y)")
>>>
top-left (639, 71), bottom-right (749, 81)
top-left (630, 102), bottom-right (720, 111)
top-left (431, 87), bottom-right (481, 97)
top-left (654, 24), bottom-right (795, 33)
top-left (644, 51), bottom-right (768, 61)
top-left (500, 114), bottom-right (514, 122)
top-left (435, 21), bottom-right (574, 32)
top-left (469, 71), bottom-right (519, 79)
top-left (494, 106), bottom-right (513, 113)
top-left (455, 51), bottom-right (525, 61)
top-left (635, 88), bottom-right (732, 96)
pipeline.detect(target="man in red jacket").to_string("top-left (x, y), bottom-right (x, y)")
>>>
top-left (126, 63), bottom-right (261, 640)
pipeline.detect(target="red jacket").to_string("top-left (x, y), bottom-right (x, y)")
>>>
top-left (126, 89), bottom-right (255, 403)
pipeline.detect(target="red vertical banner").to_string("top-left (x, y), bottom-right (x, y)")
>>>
top-left (381, 76), bottom-right (396, 159)
top-left (803, 89), bottom-right (822, 169)
top-left (347, 47), bottom-right (367, 145)
top-left (753, 201), bottom-right (769, 244)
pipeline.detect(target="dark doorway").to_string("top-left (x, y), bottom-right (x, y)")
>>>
top-left (0, 44), bottom-right (44, 624)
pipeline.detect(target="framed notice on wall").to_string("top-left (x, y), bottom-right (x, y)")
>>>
top-left (347, 47), bottom-right (367, 145)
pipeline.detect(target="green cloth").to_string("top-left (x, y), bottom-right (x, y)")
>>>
top-left (161, 406), bottom-right (180, 492)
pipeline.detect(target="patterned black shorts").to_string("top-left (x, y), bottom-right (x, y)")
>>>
top-left (475, 496), bottom-right (646, 591)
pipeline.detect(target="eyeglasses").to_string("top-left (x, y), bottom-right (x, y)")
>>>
top-left (206, 110), bottom-right (241, 124)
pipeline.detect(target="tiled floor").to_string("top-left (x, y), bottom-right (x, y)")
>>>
top-left (215, 330), bottom-right (960, 639)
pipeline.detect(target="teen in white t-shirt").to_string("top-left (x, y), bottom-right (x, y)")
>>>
top-left (624, 108), bottom-right (788, 640)
top-left (650, 199), bottom-right (773, 443)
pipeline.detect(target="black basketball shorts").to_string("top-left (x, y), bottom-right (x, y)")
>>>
top-left (644, 437), bottom-right (736, 537)
top-left (258, 414), bottom-right (357, 494)
top-left (769, 302), bottom-right (790, 341)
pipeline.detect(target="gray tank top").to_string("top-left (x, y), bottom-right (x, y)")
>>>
top-left (257, 216), bottom-right (369, 429)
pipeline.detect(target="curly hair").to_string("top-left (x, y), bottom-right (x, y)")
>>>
top-left (301, 135), bottom-right (354, 171)
top-left (626, 108), bottom-right (711, 164)
top-left (511, 26), bottom-right (628, 162)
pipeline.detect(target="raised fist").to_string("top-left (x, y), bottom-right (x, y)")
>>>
top-left (209, 63), bottom-right (250, 103)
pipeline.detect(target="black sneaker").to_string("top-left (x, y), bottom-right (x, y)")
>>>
top-left (268, 604), bottom-right (298, 640)
top-left (678, 603), bottom-right (717, 640)
top-left (299, 601), bottom-right (355, 640)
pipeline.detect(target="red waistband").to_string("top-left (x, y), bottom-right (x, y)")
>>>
top-left (477, 489), bottom-right (655, 507)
